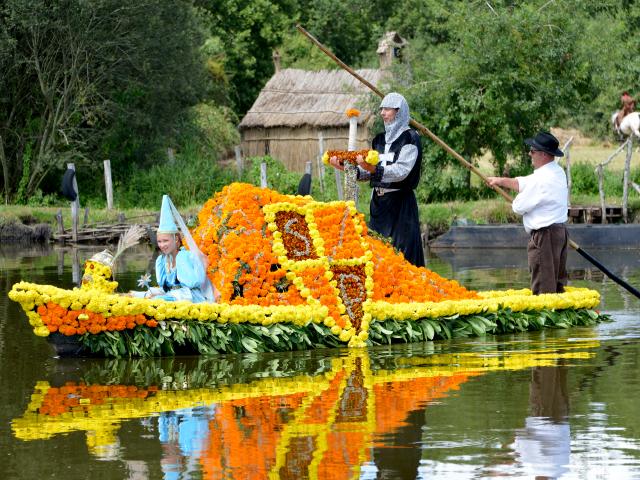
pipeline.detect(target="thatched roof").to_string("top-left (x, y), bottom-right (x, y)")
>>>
top-left (239, 68), bottom-right (387, 129)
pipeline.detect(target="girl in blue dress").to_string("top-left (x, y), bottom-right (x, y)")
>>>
top-left (145, 195), bottom-right (216, 303)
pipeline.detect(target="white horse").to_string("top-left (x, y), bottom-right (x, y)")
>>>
top-left (612, 110), bottom-right (640, 140)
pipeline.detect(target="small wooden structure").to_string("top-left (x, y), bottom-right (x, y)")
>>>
top-left (239, 68), bottom-right (386, 172)
top-left (377, 32), bottom-right (407, 69)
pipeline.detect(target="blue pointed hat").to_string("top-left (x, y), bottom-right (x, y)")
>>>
top-left (157, 195), bottom-right (179, 234)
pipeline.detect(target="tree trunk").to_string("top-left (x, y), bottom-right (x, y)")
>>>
top-left (0, 135), bottom-right (9, 204)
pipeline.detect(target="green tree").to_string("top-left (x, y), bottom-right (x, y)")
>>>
top-left (198, 0), bottom-right (298, 114)
top-left (401, 1), bottom-right (592, 201)
top-left (0, 0), bottom-right (212, 203)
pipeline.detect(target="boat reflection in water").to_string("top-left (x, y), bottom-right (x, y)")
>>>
top-left (12, 338), bottom-right (598, 479)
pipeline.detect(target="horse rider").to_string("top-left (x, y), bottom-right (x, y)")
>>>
top-left (616, 91), bottom-right (636, 128)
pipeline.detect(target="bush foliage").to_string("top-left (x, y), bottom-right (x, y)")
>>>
top-left (2, 0), bottom-right (639, 208)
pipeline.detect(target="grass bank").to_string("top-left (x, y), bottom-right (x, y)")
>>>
top-left (3, 193), bottom-right (638, 242)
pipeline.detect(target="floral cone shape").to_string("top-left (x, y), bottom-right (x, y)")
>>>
top-left (192, 183), bottom-right (479, 346)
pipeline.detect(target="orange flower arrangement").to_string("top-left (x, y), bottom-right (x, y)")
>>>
top-left (346, 108), bottom-right (360, 118)
top-left (321, 149), bottom-right (380, 167)
top-left (312, 204), bottom-right (367, 261)
top-left (194, 183), bottom-right (308, 307)
top-left (37, 302), bottom-right (156, 336)
top-left (368, 239), bottom-right (477, 303)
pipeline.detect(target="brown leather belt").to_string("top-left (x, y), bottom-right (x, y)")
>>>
top-left (530, 223), bottom-right (565, 234)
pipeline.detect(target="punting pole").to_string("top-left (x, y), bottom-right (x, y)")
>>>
top-left (296, 24), bottom-right (640, 300)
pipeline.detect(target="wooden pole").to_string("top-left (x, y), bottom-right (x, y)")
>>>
top-left (597, 165), bottom-right (607, 224)
top-left (83, 206), bottom-right (90, 226)
top-left (235, 145), bottom-right (243, 178)
top-left (622, 137), bottom-right (633, 223)
top-left (260, 162), bottom-right (268, 188)
top-left (561, 137), bottom-right (573, 207)
top-left (295, 23), bottom-right (640, 300)
top-left (103, 160), bottom-right (114, 210)
top-left (296, 24), bottom-right (512, 204)
top-left (67, 163), bottom-right (80, 243)
top-left (317, 131), bottom-right (326, 194)
top-left (55, 209), bottom-right (64, 236)
top-left (334, 170), bottom-right (344, 200)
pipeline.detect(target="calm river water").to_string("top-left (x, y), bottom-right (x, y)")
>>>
top-left (1, 244), bottom-right (639, 479)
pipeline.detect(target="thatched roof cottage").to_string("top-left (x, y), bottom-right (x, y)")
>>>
top-left (238, 32), bottom-right (409, 172)
top-left (239, 68), bottom-right (387, 172)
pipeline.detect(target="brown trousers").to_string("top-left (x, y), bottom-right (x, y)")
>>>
top-left (527, 224), bottom-right (568, 294)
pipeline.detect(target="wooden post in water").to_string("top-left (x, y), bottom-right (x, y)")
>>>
top-left (622, 137), bottom-right (633, 223)
top-left (57, 249), bottom-right (65, 275)
top-left (67, 163), bottom-right (80, 242)
top-left (235, 145), bottom-right (243, 178)
top-left (103, 160), bottom-right (114, 210)
top-left (55, 209), bottom-right (64, 236)
top-left (83, 206), bottom-right (90, 226)
top-left (71, 247), bottom-right (80, 285)
top-left (260, 162), bottom-right (268, 188)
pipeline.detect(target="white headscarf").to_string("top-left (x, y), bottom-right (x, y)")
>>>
top-left (380, 92), bottom-right (411, 144)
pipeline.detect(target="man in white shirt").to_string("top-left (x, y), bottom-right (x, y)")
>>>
top-left (487, 131), bottom-right (568, 294)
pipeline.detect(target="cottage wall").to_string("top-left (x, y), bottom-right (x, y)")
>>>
top-left (240, 126), bottom-right (372, 172)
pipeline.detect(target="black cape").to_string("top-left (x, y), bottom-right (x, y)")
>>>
top-left (369, 189), bottom-right (425, 267)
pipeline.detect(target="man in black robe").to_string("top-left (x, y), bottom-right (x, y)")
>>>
top-left (331, 92), bottom-right (424, 267)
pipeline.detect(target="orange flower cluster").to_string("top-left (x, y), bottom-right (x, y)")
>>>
top-left (37, 383), bottom-right (155, 416)
top-left (313, 204), bottom-right (366, 260)
top-left (275, 211), bottom-right (318, 260)
top-left (37, 303), bottom-right (157, 336)
top-left (194, 183), bottom-right (308, 306)
top-left (325, 150), bottom-right (370, 165)
top-left (346, 108), bottom-right (360, 118)
top-left (368, 238), bottom-right (479, 303)
top-left (330, 264), bottom-right (366, 331)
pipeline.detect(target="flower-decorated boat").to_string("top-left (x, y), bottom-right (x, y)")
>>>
top-left (9, 183), bottom-right (607, 357)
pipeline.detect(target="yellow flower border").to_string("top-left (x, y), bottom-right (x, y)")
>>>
top-left (263, 200), bottom-right (375, 347)
top-left (9, 281), bottom-right (601, 347)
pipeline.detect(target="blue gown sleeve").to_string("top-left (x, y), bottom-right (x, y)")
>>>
top-left (155, 255), bottom-right (167, 288)
top-left (175, 249), bottom-right (205, 289)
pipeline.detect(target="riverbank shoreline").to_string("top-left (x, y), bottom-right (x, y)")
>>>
top-left (430, 224), bottom-right (640, 249)
top-left (2, 196), bottom-right (638, 245)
